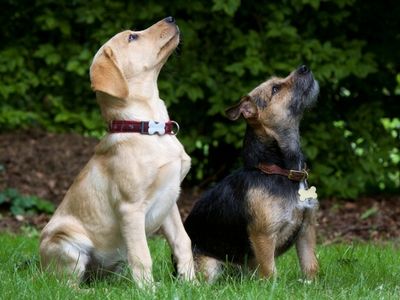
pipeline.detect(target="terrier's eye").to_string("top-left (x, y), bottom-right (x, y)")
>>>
top-left (271, 85), bottom-right (280, 96)
top-left (128, 33), bottom-right (139, 42)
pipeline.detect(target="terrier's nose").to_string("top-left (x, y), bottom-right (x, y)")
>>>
top-left (298, 65), bottom-right (310, 74)
top-left (165, 16), bottom-right (175, 23)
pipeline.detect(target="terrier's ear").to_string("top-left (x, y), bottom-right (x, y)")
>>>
top-left (225, 96), bottom-right (257, 120)
top-left (90, 46), bottom-right (129, 99)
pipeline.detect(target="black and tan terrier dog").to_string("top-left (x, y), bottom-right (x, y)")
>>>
top-left (184, 65), bottom-right (320, 282)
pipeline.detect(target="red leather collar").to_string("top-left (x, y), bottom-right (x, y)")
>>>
top-left (257, 163), bottom-right (308, 181)
top-left (108, 120), bottom-right (179, 135)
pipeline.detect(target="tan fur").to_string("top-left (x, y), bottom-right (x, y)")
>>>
top-left (247, 189), bottom-right (282, 235)
top-left (249, 76), bottom-right (300, 145)
top-left (90, 46), bottom-right (129, 99)
top-left (246, 190), bottom-right (280, 278)
top-left (222, 70), bottom-right (319, 280)
top-left (246, 188), bottom-right (316, 279)
top-left (194, 255), bottom-right (222, 283)
top-left (248, 232), bottom-right (277, 278)
top-left (245, 73), bottom-right (320, 278)
top-left (39, 18), bottom-right (194, 287)
top-left (296, 209), bottom-right (318, 279)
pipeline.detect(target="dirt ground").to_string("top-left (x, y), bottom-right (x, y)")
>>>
top-left (1, 130), bottom-right (399, 244)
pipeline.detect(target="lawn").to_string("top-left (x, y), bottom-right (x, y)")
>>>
top-left (0, 231), bottom-right (399, 300)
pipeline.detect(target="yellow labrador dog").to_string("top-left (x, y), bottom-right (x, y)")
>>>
top-left (40, 17), bottom-right (194, 287)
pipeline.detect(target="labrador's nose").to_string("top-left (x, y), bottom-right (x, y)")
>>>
top-left (298, 65), bottom-right (310, 74)
top-left (165, 16), bottom-right (175, 24)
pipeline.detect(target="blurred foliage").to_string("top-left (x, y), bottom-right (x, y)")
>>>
top-left (0, 0), bottom-right (399, 198)
top-left (0, 188), bottom-right (55, 216)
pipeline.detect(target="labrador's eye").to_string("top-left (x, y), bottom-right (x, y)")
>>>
top-left (128, 33), bottom-right (139, 42)
top-left (271, 85), bottom-right (280, 96)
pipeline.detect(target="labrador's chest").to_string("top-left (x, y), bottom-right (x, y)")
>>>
top-left (144, 188), bottom-right (179, 235)
top-left (143, 159), bottom-right (184, 235)
top-left (106, 135), bottom-right (188, 234)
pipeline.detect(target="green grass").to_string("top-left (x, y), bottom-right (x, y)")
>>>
top-left (0, 231), bottom-right (399, 300)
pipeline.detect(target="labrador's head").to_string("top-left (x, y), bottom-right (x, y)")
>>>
top-left (90, 17), bottom-right (179, 99)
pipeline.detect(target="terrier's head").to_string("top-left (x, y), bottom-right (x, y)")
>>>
top-left (226, 65), bottom-right (319, 135)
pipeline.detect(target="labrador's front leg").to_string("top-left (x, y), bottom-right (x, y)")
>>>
top-left (161, 203), bottom-right (195, 280)
top-left (119, 202), bottom-right (153, 287)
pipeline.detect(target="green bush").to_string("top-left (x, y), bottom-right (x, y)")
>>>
top-left (0, 188), bottom-right (55, 216)
top-left (0, 0), bottom-right (399, 198)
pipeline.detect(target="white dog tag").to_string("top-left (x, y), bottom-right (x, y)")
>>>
top-left (148, 121), bottom-right (166, 135)
top-left (298, 186), bottom-right (318, 202)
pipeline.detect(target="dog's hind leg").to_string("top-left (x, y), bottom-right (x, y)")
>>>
top-left (162, 204), bottom-right (195, 281)
top-left (195, 254), bottom-right (223, 283)
top-left (40, 231), bottom-right (92, 282)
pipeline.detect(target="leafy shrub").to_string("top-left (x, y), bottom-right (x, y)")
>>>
top-left (0, 0), bottom-right (399, 198)
top-left (0, 188), bottom-right (55, 216)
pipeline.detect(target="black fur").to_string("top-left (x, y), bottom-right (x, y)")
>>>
top-left (184, 66), bottom-right (318, 266)
top-left (242, 127), bottom-right (303, 170)
top-left (185, 170), bottom-right (251, 263)
top-left (184, 126), bottom-right (303, 263)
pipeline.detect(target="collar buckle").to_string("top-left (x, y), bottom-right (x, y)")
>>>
top-left (288, 169), bottom-right (308, 181)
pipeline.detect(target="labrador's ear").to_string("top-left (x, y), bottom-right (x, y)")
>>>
top-left (225, 96), bottom-right (257, 120)
top-left (90, 46), bottom-right (129, 99)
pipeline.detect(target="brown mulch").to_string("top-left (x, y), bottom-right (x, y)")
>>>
top-left (1, 130), bottom-right (399, 243)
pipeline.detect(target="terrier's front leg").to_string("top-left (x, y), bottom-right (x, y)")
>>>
top-left (249, 232), bottom-right (277, 278)
top-left (296, 210), bottom-right (318, 279)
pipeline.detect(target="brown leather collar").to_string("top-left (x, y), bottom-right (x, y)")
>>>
top-left (257, 163), bottom-right (308, 181)
top-left (109, 120), bottom-right (179, 135)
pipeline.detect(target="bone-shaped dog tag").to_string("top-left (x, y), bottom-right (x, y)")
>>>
top-left (298, 186), bottom-right (318, 201)
top-left (148, 121), bottom-right (166, 135)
